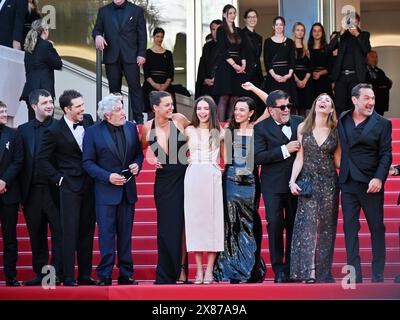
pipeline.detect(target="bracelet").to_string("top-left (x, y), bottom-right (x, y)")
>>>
top-left (288, 180), bottom-right (295, 187)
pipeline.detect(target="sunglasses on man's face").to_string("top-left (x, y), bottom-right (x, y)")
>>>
top-left (273, 103), bottom-right (293, 111)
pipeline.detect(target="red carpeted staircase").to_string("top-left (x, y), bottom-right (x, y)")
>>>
top-left (0, 120), bottom-right (399, 300)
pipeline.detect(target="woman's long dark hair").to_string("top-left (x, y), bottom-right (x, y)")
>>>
top-left (191, 95), bottom-right (221, 148)
top-left (308, 22), bottom-right (327, 50)
top-left (227, 97), bottom-right (257, 132)
top-left (222, 4), bottom-right (241, 45)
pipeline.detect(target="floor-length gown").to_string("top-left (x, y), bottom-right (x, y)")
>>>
top-left (184, 126), bottom-right (224, 252)
top-left (149, 119), bottom-right (188, 284)
top-left (290, 129), bottom-right (339, 282)
top-left (214, 132), bottom-right (266, 283)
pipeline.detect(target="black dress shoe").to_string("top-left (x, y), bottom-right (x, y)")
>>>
top-left (78, 276), bottom-right (97, 286)
top-left (118, 276), bottom-right (138, 285)
top-left (23, 276), bottom-right (43, 286)
top-left (97, 277), bottom-right (112, 286)
top-left (274, 272), bottom-right (287, 283)
top-left (6, 278), bottom-right (21, 287)
top-left (63, 279), bottom-right (78, 287)
top-left (372, 274), bottom-right (384, 283)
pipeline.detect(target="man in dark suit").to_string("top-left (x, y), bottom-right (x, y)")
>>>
top-left (92, 0), bottom-right (147, 124)
top-left (37, 89), bottom-right (96, 286)
top-left (83, 94), bottom-right (144, 286)
top-left (0, 100), bottom-right (24, 286)
top-left (18, 89), bottom-right (62, 286)
top-left (0, 0), bottom-right (27, 49)
top-left (338, 83), bottom-right (392, 283)
top-left (366, 50), bottom-right (392, 116)
top-left (254, 90), bottom-right (303, 283)
top-left (195, 19), bottom-right (221, 99)
top-left (327, 12), bottom-right (371, 115)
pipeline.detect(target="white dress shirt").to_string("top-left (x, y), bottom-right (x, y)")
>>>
top-left (274, 120), bottom-right (292, 159)
top-left (64, 115), bottom-right (85, 151)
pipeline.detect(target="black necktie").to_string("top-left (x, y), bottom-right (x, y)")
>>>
top-left (73, 122), bottom-right (83, 130)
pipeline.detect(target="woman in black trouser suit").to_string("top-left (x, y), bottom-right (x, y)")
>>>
top-left (20, 18), bottom-right (62, 120)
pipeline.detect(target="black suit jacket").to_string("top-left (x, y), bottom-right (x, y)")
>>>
top-left (37, 114), bottom-right (94, 192)
top-left (195, 40), bottom-right (219, 98)
top-left (0, 0), bottom-right (27, 47)
top-left (366, 65), bottom-right (392, 113)
top-left (0, 126), bottom-right (23, 204)
top-left (254, 115), bottom-right (303, 194)
top-left (338, 110), bottom-right (392, 185)
top-left (240, 27), bottom-right (263, 85)
top-left (92, 2), bottom-right (147, 64)
top-left (327, 29), bottom-right (371, 82)
top-left (18, 118), bottom-right (59, 204)
top-left (20, 38), bottom-right (63, 101)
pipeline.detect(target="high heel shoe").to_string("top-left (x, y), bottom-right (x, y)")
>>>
top-left (194, 273), bottom-right (203, 285)
top-left (203, 271), bottom-right (214, 285)
top-left (176, 264), bottom-right (191, 284)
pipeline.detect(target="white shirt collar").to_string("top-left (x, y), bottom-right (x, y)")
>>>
top-left (64, 115), bottom-right (76, 130)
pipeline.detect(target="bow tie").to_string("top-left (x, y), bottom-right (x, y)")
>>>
top-left (278, 122), bottom-right (289, 128)
top-left (73, 122), bottom-right (83, 130)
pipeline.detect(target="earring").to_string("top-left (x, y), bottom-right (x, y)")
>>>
top-left (248, 117), bottom-right (251, 121)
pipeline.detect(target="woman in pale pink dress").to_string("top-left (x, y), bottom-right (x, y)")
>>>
top-left (184, 96), bottom-right (224, 284)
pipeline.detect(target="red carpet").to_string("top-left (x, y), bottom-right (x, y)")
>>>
top-left (0, 282), bottom-right (399, 300)
top-left (0, 120), bottom-right (399, 299)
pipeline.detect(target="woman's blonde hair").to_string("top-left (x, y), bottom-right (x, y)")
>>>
top-left (24, 18), bottom-right (48, 53)
top-left (292, 22), bottom-right (309, 59)
top-left (300, 93), bottom-right (337, 135)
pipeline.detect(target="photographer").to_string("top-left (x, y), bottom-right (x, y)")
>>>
top-left (327, 12), bottom-right (371, 115)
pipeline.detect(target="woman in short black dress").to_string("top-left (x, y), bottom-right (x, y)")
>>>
top-left (292, 22), bottom-right (312, 115)
top-left (213, 4), bottom-right (246, 122)
top-left (240, 9), bottom-right (264, 117)
top-left (142, 28), bottom-right (174, 117)
top-left (308, 23), bottom-right (333, 101)
top-left (263, 16), bottom-right (298, 107)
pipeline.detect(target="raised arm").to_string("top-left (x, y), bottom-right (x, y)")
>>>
top-left (289, 125), bottom-right (304, 195)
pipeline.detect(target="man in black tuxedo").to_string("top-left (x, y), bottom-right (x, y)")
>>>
top-left (254, 90), bottom-right (303, 283)
top-left (37, 89), bottom-right (96, 286)
top-left (0, 0), bottom-right (27, 49)
top-left (327, 12), bottom-right (371, 115)
top-left (83, 94), bottom-right (144, 286)
top-left (92, 0), bottom-right (147, 124)
top-left (0, 100), bottom-right (24, 286)
top-left (18, 89), bottom-right (62, 286)
top-left (338, 83), bottom-right (392, 283)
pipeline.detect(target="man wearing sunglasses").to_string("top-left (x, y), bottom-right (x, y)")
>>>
top-left (254, 90), bottom-right (303, 283)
